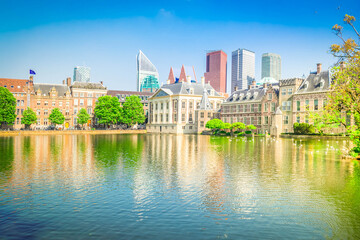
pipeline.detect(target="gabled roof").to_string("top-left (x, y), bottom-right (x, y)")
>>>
top-left (34, 83), bottom-right (70, 96)
top-left (226, 87), bottom-right (266, 103)
top-left (151, 81), bottom-right (222, 98)
top-left (294, 70), bottom-right (330, 95)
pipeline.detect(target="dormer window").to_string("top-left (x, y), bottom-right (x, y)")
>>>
top-left (254, 92), bottom-right (258, 98)
top-left (246, 93), bottom-right (251, 99)
top-left (303, 81), bottom-right (308, 89)
top-left (319, 80), bottom-right (325, 89)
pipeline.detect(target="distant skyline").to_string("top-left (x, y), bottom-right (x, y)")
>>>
top-left (0, 0), bottom-right (359, 92)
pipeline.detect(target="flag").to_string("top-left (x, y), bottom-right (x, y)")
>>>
top-left (30, 69), bottom-right (36, 75)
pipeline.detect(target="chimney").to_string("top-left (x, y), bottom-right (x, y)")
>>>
top-left (234, 86), bottom-right (238, 92)
top-left (252, 80), bottom-right (256, 87)
top-left (66, 77), bottom-right (71, 86)
top-left (248, 85), bottom-right (251, 90)
top-left (201, 76), bottom-right (205, 86)
top-left (340, 61), bottom-right (345, 70)
top-left (317, 63), bottom-right (322, 74)
top-left (62, 80), bottom-right (65, 85)
top-left (186, 75), bottom-right (191, 83)
top-left (100, 81), bottom-right (103, 85)
top-left (29, 76), bottom-right (33, 82)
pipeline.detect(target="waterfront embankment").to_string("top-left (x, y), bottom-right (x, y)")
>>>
top-left (0, 129), bottom-right (147, 136)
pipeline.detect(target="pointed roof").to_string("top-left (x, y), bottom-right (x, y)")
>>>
top-left (168, 67), bottom-right (175, 84)
top-left (199, 88), bottom-right (212, 110)
top-left (179, 65), bottom-right (187, 82)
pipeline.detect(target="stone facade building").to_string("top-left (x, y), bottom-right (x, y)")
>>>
top-left (220, 82), bottom-right (279, 134)
top-left (278, 78), bottom-right (304, 133)
top-left (147, 77), bottom-right (224, 134)
top-left (70, 81), bottom-right (107, 127)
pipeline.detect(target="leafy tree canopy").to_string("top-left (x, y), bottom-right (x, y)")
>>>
top-left (205, 119), bottom-right (225, 130)
top-left (21, 107), bottom-right (37, 128)
top-left (122, 95), bottom-right (145, 126)
top-left (49, 108), bottom-right (65, 125)
top-left (231, 122), bottom-right (246, 130)
top-left (77, 108), bottom-right (90, 125)
top-left (0, 87), bottom-right (16, 126)
top-left (246, 124), bottom-right (257, 130)
top-left (94, 96), bottom-right (122, 125)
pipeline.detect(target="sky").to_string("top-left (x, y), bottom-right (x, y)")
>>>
top-left (0, 0), bottom-right (359, 92)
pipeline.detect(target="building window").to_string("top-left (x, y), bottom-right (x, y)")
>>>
top-left (305, 115), bottom-right (309, 124)
top-left (16, 118), bottom-right (20, 124)
top-left (166, 102), bottom-right (169, 109)
top-left (155, 114), bottom-right (158, 122)
top-left (44, 110), bottom-right (48, 115)
top-left (21, 100), bottom-right (24, 106)
top-left (37, 101), bottom-right (41, 106)
top-left (265, 116), bottom-right (269, 125)
top-left (37, 119), bottom-right (41, 125)
top-left (21, 109), bottom-right (24, 115)
top-left (161, 103), bottom-right (163, 110)
top-left (296, 116), bottom-right (300, 123)
top-left (208, 112), bottom-right (211, 118)
top-left (258, 116), bottom-right (262, 125)
top-left (17, 109), bottom-right (20, 115)
top-left (44, 119), bottom-right (48, 125)
top-left (297, 101), bottom-right (300, 111)
top-left (200, 112), bottom-right (204, 118)
top-left (189, 113), bottom-right (193, 122)
top-left (288, 88), bottom-right (293, 95)
top-left (52, 101), bottom-right (56, 106)
top-left (271, 103), bottom-right (275, 112)
top-left (160, 114), bottom-right (163, 122)
top-left (88, 93), bottom-right (92, 97)
top-left (80, 93), bottom-right (84, 97)
top-left (323, 99), bottom-right (327, 108)
top-left (251, 104), bottom-right (254, 112)
top-left (66, 110), bottom-right (69, 116)
top-left (87, 108), bottom-right (92, 114)
top-left (88, 99), bottom-right (92, 106)
top-left (314, 99), bottom-right (318, 110)
top-left (305, 99), bottom-right (309, 110)
top-left (66, 101), bottom-right (69, 106)
top-left (268, 93), bottom-right (272, 100)
top-left (80, 99), bottom-right (84, 106)
top-left (44, 101), bottom-right (48, 106)
top-left (264, 103), bottom-right (268, 112)
top-left (282, 89), bottom-right (286, 95)
top-left (182, 114), bottom-right (185, 122)
top-left (346, 114), bottom-right (351, 126)
top-left (174, 114), bottom-right (177, 122)
top-left (258, 104), bottom-right (261, 112)
top-left (74, 93), bottom-right (78, 97)
top-left (166, 114), bottom-right (169, 122)
top-left (283, 116), bottom-right (289, 125)
top-left (182, 101), bottom-right (186, 109)
top-left (74, 108), bottom-right (78, 114)
top-left (155, 103), bottom-right (158, 110)
top-left (200, 121), bottom-right (204, 127)
top-left (37, 110), bottom-right (41, 115)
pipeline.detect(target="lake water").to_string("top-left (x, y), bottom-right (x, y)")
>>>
top-left (0, 134), bottom-right (359, 239)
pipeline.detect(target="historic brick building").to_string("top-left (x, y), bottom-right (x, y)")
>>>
top-left (220, 81), bottom-right (279, 134)
top-left (0, 77), bottom-right (33, 129)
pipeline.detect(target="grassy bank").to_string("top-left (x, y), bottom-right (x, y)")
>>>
top-left (0, 129), bottom-right (147, 137)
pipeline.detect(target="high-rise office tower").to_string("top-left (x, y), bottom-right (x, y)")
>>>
top-left (73, 66), bottom-right (91, 83)
top-left (204, 50), bottom-right (227, 93)
top-left (231, 49), bottom-right (255, 92)
top-left (261, 53), bottom-right (281, 81)
top-left (136, 50), bottom-right (159, 92)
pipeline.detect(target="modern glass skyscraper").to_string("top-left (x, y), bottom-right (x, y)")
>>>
top-left (231, 49), bottom-right (255, 92)
top-left (261, 53), bottom-right (281, 81)
top-left (137, 50), bottom-right (159, 92)
top-left (73, 66), bottom-right (90, 83)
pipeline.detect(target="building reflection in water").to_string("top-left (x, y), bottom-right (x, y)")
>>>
top-left (1, 134), bottom-right (359, 236)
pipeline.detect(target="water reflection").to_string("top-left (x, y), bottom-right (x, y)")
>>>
top-left (0, 134), bottom-right (359, 239)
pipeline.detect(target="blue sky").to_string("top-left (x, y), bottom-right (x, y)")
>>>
top-left (0, 0), bottom-right (359, 92)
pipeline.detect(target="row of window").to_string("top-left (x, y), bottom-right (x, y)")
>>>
top-left (222, 102), bottom-right (276, 113)
top-left (36, 109), bottom-right (70, 116)
top-left (73, 93), bottom-right (103, 98)
top-left (281, 88), bottom-right (293, 95)
top-left (295, 98), bottom-right (326, 111)
top-left (223, 116), bottom-right (271, 125)
top-left (37, 100), bottom-right (70, 107)
top-left (116, 94), bottom-right (149, 101)
top-left (152, 101), bottom-right (219, 111)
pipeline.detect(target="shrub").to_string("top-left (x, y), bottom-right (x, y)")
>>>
top-left (293, 122), bottom-right (315, 134)
top-left (238, 132), bottom-right (245, 136)
top-left (245, 130), bottom-right (252, 134)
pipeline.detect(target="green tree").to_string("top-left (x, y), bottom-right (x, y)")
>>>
top-left (21, 107), bottom-right (37, 129)
top-left (77, 108), bottom-right (90, 129)
top-left (231, 122), bottom-right (246, 132)
top-left (246, 124), bottom-right (257, 131)
top-left (122, 95), bottom-right (145, 126)
top-left (0, 87), bottom-right (16, 127)
top-left (94, 96), bottom-right (122, 127)
top-left (327, 14), bottom-right (360, 157)
top-left (205, 119), bottom-right (225, 134)
top-left (49, 108), bottom-right (65, 126)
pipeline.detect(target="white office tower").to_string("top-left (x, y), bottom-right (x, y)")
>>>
top-left (231, 49), bottom-right (255, 92)
top-left (136, 50), bottom-right (159, 92)
top-left (73, 66), bottom-right (91, 83)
